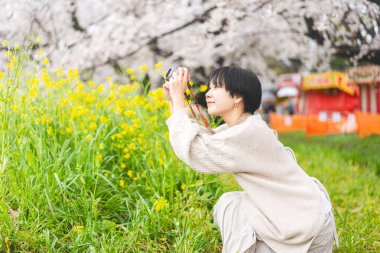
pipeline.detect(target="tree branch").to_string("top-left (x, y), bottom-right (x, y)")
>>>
top-left (84, 5), bottom-right (218, 71)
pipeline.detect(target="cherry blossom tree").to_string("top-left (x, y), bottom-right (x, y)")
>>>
top-left (0, 0), bottom-right (379, 86)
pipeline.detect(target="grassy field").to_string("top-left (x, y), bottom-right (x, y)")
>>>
top-left (0, 45), bottom-right (379, 252)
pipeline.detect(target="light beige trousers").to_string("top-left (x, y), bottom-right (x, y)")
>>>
top-left (213, 191), bottom-right (337, 253)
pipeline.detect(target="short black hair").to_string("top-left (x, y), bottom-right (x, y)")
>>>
top-left (208, 66), bottom-right (262, 114)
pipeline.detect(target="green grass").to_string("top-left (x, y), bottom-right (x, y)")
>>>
top-left (279, 132), bottom-right (380, 253)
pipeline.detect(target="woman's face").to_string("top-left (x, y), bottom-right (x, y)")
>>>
top-left (205, 82), bottom-right (236, 117)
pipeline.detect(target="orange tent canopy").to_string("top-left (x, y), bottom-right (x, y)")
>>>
top-left (302, 71), bottom-right (359, 95)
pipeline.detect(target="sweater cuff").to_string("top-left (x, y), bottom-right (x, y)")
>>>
top-left (165, 107), bottom-right (189, 127)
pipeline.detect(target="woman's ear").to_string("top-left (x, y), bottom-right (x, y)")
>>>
top-left (233, 95), bottom-right (243, 104)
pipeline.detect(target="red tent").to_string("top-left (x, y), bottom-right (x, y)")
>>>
top-left (300, 72), bottom-right (360, 116)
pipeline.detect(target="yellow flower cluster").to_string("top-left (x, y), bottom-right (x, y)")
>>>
top-left (1, 43), bottom-right (177, 200)
top-left (154, 197), bottom-right (169, 212)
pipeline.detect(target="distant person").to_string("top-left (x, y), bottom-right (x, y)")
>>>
top-left (288, 99), bottom-right (295, 115)
top-left (163, 66), bottom-right (338, 253)
top-left (261, 100), bottom-right (276, 123)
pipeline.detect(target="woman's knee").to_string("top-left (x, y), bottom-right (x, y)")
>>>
top-left (213, 191), bottom-right (242, 225)
top-left (214, 192), bottom-right (241, 212)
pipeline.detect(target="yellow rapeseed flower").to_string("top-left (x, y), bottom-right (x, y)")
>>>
top-left (128, 143), bottom-right (136, 151)
top-left (127, 170), bottom-right (133, 178)
top-left (28, 85), bottom-right (37, 98)
top-left (0, 71), bottom-right (4, 79)
top-left (76, 83), bottom-right (84, 92)
top-left (8, 58), bottom-right (15, 71)
top-left (118, 85), bottom-right (131, 93)
top-left (154, 197), bottom-right (169, 212)
top-left (121, 163), bottom-right (127, 169)
top-left (140, 64), bottom-right (148, 72)
top-left (119, 180), bottom-right (126, 188)
top-left (100, 116), bottom-right (109, 125)
top-left (127, 68), bottom-right (134, 74)
top-left (41, 115), bottom-right (52, 124)
top-left (130, 75), bottom-right (136, 81)
top-left (89, 122), bottom-right (97, 131)
top-left (154, 61), bottom-right (163, 70)
top-left (5, 51), bottom-right (12, 58)
top-left (89, 114), bottom-right (97, 122)
top-left (43, 58), bottom-right (49, 65)
top-left (132, 119), bottom-right (141, 126)
top-left (97, 85), bottom-right (105, 94)
top-left (35, 36), bottom-right (42, 43)
top-left (123, 110), bottom-right (135, 118)
top-left (199, 84), bottom-right (208, 92)
top-left (68, 68), bottom-right (79, 80)
top-left (185, 88), bottom-right (191, 96)
top-left (181, 183), bottom-right (187, 191)
top-left (144, 104), bottom-right (154, 111)
top-left (2, 40), bottom-right (7, 47)
top-left (55, 68), bottom-right (63, 76)
top-left (96, 153), bottom-right (103, 162)
top-left (66, 127), bottom-right (73, 134)
top-left (28, 76), bottom-right (39, 86)
top-left (132, 82), bottom-right (140, 90)
top-left (72, 225), bottom-right (84, 233)
top-left (87, 80), bottom-right (96, 87)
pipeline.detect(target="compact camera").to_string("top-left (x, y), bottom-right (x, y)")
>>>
top-left (164, 67), bottom-right (177, 82)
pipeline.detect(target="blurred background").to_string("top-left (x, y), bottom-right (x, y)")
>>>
top-left (1, 0), bottom-right (379, 85)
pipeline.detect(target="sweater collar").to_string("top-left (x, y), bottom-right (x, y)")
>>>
top-left (227, 112), bottom-right (253, 128)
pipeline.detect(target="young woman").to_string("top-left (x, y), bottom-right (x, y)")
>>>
top-left (163, 66), bottom-right (338, 253)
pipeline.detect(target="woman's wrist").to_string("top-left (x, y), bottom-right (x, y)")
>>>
top-left (172, 97), bottom-right (186, 113)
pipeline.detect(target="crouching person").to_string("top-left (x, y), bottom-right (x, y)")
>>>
top-left (163, 66), bottom-right (338, 253)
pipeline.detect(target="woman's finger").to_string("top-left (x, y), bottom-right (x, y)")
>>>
top-left (174, 69), bottom-right (178, 77)
top-left (183, 68), bottom-right (189, 82)
top-left (178, 67), bottom-right (183, 81)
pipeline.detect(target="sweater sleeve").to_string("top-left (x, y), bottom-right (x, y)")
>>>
top-left (165, 107), bottom-right (235, 174)
top-left (166, 108), bottom-right (291, 175)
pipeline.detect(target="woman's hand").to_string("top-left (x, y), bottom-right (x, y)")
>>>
top-left (168, 67), bottom-right (190, 102)
top-left (163, 82), bottom-right (172, 101)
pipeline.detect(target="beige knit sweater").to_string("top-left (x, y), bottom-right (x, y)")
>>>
top-left (166, 108), bottom-right (326, 253)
